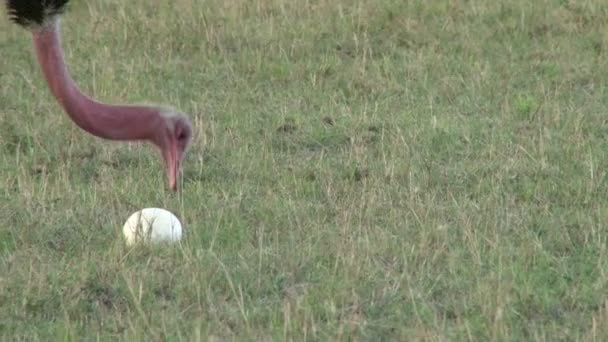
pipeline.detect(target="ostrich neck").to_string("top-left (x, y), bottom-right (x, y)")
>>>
top-left (31, 20), bottom-right (163, 142)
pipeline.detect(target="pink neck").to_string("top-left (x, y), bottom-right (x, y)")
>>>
top-left (32, 20), bottom-right (163, 142)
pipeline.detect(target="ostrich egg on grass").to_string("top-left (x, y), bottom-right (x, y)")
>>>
top-left (123, 208), bottom-right (183, 246)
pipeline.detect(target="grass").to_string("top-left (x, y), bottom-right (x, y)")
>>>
top-left (1, 0), bottom-right (608, 339)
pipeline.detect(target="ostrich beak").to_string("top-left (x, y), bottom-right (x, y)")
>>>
top-left (163, 141), bottom-right (180, 191)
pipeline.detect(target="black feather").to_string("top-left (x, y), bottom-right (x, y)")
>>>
top-left (5, 0), bottom-right (70, 27)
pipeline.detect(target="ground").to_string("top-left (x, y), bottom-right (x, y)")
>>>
top-left (1, 0), bottom-right (608, 340)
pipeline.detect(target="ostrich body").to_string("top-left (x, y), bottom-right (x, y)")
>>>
top-left (5, 0), bottom-right (192, 190)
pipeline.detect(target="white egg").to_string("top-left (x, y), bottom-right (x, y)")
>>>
top-left (123, 208), bottom-right (183, 246)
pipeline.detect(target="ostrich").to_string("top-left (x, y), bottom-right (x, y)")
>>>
top-left (4, 0), bottom-right (193, 191)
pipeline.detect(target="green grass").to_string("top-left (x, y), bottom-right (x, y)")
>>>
top-left (2, 0), bottom-right (608, 339)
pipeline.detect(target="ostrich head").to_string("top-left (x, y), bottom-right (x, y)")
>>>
top-left (154, 110), bottom-right (193, 191)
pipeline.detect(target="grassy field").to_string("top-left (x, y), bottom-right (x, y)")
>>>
top-left (2, 0), bottom-right (608, 339)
